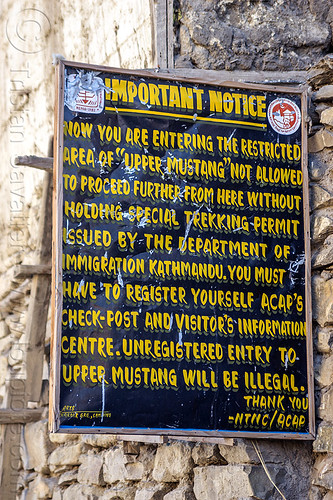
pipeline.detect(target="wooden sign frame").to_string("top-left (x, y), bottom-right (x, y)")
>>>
top-left (50, 60), bottom-right (314, 440)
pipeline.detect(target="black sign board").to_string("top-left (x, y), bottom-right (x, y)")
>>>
top-left (50, 61), bottom-right (314, 439)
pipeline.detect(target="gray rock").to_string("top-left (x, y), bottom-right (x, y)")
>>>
top-left (308, 150), bottom-right (333, 181)
top-left (310, 184), bottom-right (333, 212)
top-left (308, 55), bottom-right (333, 89)
top-left (312, 235), bottom-right (333, 268)
top-left (178, 0), bottom-right (331, 71)
top-left (309, 485), bottom-right (325, 500)
top-left (309, 128), bottom-right (333, 153)
top-left (314, 85), bottom-right (333, 101)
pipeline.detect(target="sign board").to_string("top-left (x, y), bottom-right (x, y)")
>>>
top-left (50, 60), bottom-right (314, 439)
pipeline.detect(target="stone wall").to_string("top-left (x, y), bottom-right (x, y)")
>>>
top-left (19, 428), bottom-right (314, 499)
top-left (306, 56), bottom-right (333, 500)
top-left (0, 1), bottom-right (333, 499)
top-left (175, 0), bottom-right (332, 71)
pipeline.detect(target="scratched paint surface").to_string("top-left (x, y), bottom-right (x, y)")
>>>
top-left (58, 64), bottom-right (310, 436)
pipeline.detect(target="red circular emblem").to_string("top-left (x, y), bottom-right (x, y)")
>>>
top-left (268, 98), bottom-right (301, 135)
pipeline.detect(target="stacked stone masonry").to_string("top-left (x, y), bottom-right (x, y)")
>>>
top-left (175, 0), bottom-right (332, 71)
top-left (1, 0), bottom-right (333, 499)
top-left (15, 427), bottom-right (315, 500)
top-left (306, 55), bottom-right (333, 500)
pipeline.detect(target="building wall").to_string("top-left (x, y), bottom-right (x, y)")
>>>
top-left (174, 0), bottom-right (332, 71)
top-left (0, 1), bottom-right (332, 499)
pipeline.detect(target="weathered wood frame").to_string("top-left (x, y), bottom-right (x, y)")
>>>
top-left (50, 59), bottom-right (314, 440)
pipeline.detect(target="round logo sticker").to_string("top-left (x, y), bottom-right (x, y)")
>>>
top-left (268, 98), bottom-right (301, 135)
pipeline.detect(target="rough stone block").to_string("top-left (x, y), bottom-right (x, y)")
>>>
top-left (312, 211), bottom-right (333, 244)
top-left (319, 386), bottom-right (333, 422)
top-left (218, 439), bottom-right (290, 465)
top-left (25, 476), bottom-right (57, 500)
top-left (321, 107), bottom-right (333, 126)
top-left (309, 130), bottom-right (325, 153)
top-left (152, 442), bottom-right (193, 482)
top-left (78, 452), bottom-right (104, 486)
top-left (48, 432), bottom-right (79, 444)
top-left (313, 424), bottom-right (333, 452)
top-left (103, 447), bottom-right (126, 484)
top-left (312, 273), bottom-right (333, 327)
top-left (311, 184), bottom-right (333, 212)
top-left (310, 485), bottom-right (325, 500)
top-left (48, 443), bottom-right (84, 468)
top-left (309, 128), bottom-right (333, 152)
top-left (58, 469), bottom-right (78, 487)
top-left (179, 0), bottom-right (330, 71)
top-left (100, 485), bottom-right (137, 500)
top-left (192, 443), bottom-right (226, 466)
top-left (320, 128), bottom-right (333, 149)
top-left (49, 465), bottom-right (72, 476)
top-left (316, 327), bottom-right (333, 353)
top-left (81, 434), bottom-right (117, 448)
top-left (62, 484), bottom-right (104, 500)
top-left (22, 419), bottom-right (55, 473)
top-left (309, 150), bottom-right (333, 181)
top-left (314, 85), bottom-right (333, 101)
top-left (218, 440), bottom-right (258, 464)
top-left (313, 234), bottom-right (333, 268)
top-left (124, 462), bottom-right (144, 481)
top-left (163, 485), bottom-right (195, 500)
top-left (104, 446), bottom-right (144, 484)
top-left (194, 463), bottom-right (285, 500)
top-left (313, 454), bottom-right (333, 490)
top-left (134, 482), bottom-right (167, 500)
top-left (193, 465), bottom-right (252, 499)
top-left (314, 102), bottom-right (330, 120)
top-left (315, 353), bottom-right (333, 387)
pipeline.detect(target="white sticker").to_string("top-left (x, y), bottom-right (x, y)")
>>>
top-left (65, 72), bottom-right (104, 114)
top-left (268, 98), bottom-right (301, 136)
